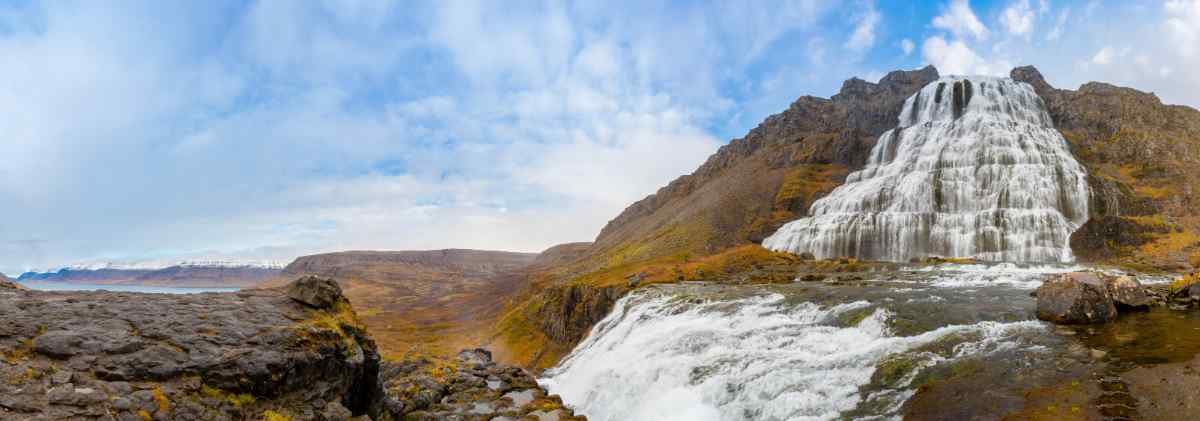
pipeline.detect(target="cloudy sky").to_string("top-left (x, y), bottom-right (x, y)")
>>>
top-left (1, 0), bottom-right (1196, 275)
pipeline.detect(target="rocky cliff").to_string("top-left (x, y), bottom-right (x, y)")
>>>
top-left (491, 65), bottom-right (1200, 370)
top-left (0, 277), bottom-right (379, 420)
top-left (581, 66), bottom-right (940, 271)
top-left (1012, 66), bottom-right (1200, 271)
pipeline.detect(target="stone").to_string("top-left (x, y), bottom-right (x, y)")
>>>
top-left (286, 275), bottom-right (344, 309)
top-left (33, 330), bottom-right (86, 359)
top-left (1104, 275), bottom-right (1153, 310)
top-left (1035, 272), bottom-right (1118, 324)
top-left (799, 252), bottom-right (816, 261)
top-left (323, 401), bottom-right (353, 421)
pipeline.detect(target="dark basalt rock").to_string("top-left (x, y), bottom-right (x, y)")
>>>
top-left (287, 275), bottom-right (344, 309)
top-left (1036, 272), bottom-right (1118, 324)
top-left (0, 277), bottom-right (380, 421)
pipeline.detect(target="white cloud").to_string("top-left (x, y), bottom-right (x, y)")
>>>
top-left (1000, 0), bottom-right (1036, 37)
top-left (932, 0), bottom-right (989, 40)
top-left (1091, 46), bottom-right (1114, 64)
top-left (900, 38), bottom-right (915, 56)
top-left (1166, 0), bottom-right (1200, 57)
top-left (846, 2), bottom-right (881, 51)
top-left (922, 35), bottom-right (1009, 76)
top-left (1046, 7), bottom-right (1070, 40)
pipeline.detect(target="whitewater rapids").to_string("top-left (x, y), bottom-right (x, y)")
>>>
top-left (763, 76), bottom-right (1089, 263)
top-left (540, 273), bottom-right (1063, 421)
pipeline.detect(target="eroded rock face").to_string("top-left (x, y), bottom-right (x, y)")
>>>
top-left (1036, 272), bottom-right (1118, 324)
top-left (0, 278), bottom-right (380, 420)
top-left (378, 348), bottom-right (581, 421)
top-left (288, 275), bottom-right (344, 309)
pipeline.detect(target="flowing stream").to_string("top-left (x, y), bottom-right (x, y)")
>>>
top-left (541, 266), bottom-right (1083, 420)
top-left (764, 76), bottom-right (1089, 263)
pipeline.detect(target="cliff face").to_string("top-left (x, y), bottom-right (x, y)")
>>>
top-left (584, 66), bottom-right (940, 270)
top-left (0, 277), bottom-right (380, 420)
top-left (1012, 66), bottom-right (1200, 270)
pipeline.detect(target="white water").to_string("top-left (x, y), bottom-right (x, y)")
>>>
top-left (764, 76), bottom-right (1089, 263)
top-left (541, 289), bottom-right (1047, 421)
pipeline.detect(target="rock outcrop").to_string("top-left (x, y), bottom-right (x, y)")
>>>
top-left (0, 274), bottom-right (21, 290)
top-left (0, 277), bottom-right (380, 420)
top-left (1011, 66), bottom-right (1200, 270)
top-left (1036, 272), bottom-right (1119, 324)
top-left (377, 349), bottom-right (581, 420)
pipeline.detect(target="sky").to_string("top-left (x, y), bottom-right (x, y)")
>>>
top-left (1, 0), bottom-right (1197, 275)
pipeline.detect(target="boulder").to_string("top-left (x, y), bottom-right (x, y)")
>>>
top-left (286, 275), bottom-right (344, 309)
top-left (1036, 272), bottom-right (1118, 324)
top-left (1104, 275), bottom-right (1153, 310)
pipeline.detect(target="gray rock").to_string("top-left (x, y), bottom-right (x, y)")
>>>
top-left (1105, 275), bottom-right (1153, 310)
top-left (286, 275), bottom-right (345, 309)
top-left (1036, 272), bottom-right (1118, 324)
top-left (33, 330), bottom-right (86, 359)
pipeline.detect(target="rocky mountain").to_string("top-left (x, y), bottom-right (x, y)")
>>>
top-left (17, 264), bottom-right (281, 288)
top-left (488, 65), bottom-right (1200, 369)
top-left (275, 249), bottom-right (541, 359)
top-left (1011, 66), bottom-right (1200, 271)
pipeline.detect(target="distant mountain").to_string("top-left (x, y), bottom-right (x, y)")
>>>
top-left (17, 261), bottom-right (283, 288)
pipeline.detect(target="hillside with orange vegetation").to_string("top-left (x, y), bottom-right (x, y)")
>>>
top-left (1012, 66), bottom-right (1200, 272)
top-left (273, 249), bottom-right (538, 359)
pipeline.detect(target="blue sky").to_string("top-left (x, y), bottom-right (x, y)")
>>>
top-left (1, 0), bottom-right (1196, 275)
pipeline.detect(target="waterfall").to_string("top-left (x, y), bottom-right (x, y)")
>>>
top-left (762, 76), bottom-right (1089, 263)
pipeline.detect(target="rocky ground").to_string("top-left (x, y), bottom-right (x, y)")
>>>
top-left (378, 349), bottom-right (580, 421)
top-left (0, 275), bottom-right (578, 421)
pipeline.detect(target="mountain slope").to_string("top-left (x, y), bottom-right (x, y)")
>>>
top-left (492, 65), bottom-right (1200, 369)
top-left (1012, 67), bottom-right (1200, 270)
top-left (276, 249), bottom-right (540, 358)
top-left (580, 66), bottom-right (940, 271)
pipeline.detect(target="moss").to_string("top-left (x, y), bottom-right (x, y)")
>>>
top-left (261, 410), bottom-right (293, 421)
top-left (152, 385), bottom-right (171, 414)
top-left (1169, 273), bottom-right (1200, 295)
top-left (137, 410), bottom-right (153, 421)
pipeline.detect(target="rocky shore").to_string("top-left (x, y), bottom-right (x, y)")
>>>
top-left (0, 276), bottom-right (578, 421)
top-left (1036, 271), bottom-right (1200, 324)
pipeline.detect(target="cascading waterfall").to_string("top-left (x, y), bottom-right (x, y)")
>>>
top-left (763, 76), bottom-right (1089, 263)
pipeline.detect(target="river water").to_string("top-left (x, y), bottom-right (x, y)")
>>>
top-left (540, 265), bottom-right (1184, 420)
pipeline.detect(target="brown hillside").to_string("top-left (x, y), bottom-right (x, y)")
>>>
top-left (275, 249), bottom-right (541, 359)
top-left (1012, 66), bottom-right (1200, 271)
top-left (582, 66), bottom-right (941, 270)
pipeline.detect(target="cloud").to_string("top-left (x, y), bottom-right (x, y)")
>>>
top-left (932, 0), bottom-right (989, 41)
top-left (1166, 0), bottom-right (1200, 57)
top-left (1046, 7), bottom-right (1070, 40)
top-left (921, 36), bottom-right (1009, 76)
top-left (1000, 0), bottom-right (1036, 37)
top-left (846, 2), bottom-right (881, 51)
top-left (900, 38), bottom-right (915, 56)
top-left (1091, 46), bottom-right (1115, 65)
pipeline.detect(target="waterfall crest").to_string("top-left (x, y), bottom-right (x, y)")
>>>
top-left (763, 76), bottom-right (1089, 263)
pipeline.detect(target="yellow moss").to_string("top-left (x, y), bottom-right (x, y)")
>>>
top-left (1169, 273), bottom-right (1200, 295)
top-left (227, 393), bottom-right (257, 408)
top-left (152, 386), bottom-right (171, 414)
top-left (137, 410), bottom-right (152, 421)
top-left (261, 410), bottom-right (293, 421)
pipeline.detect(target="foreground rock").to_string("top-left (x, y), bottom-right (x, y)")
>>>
top-left (0, 275), bottom-right (22, 290)
top-left (1036, 272), bottom-right (1119, 324)
top-left (378, 349), bottom-right (582, 421)
top-left (0, 277), bottom-right (379, 420)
